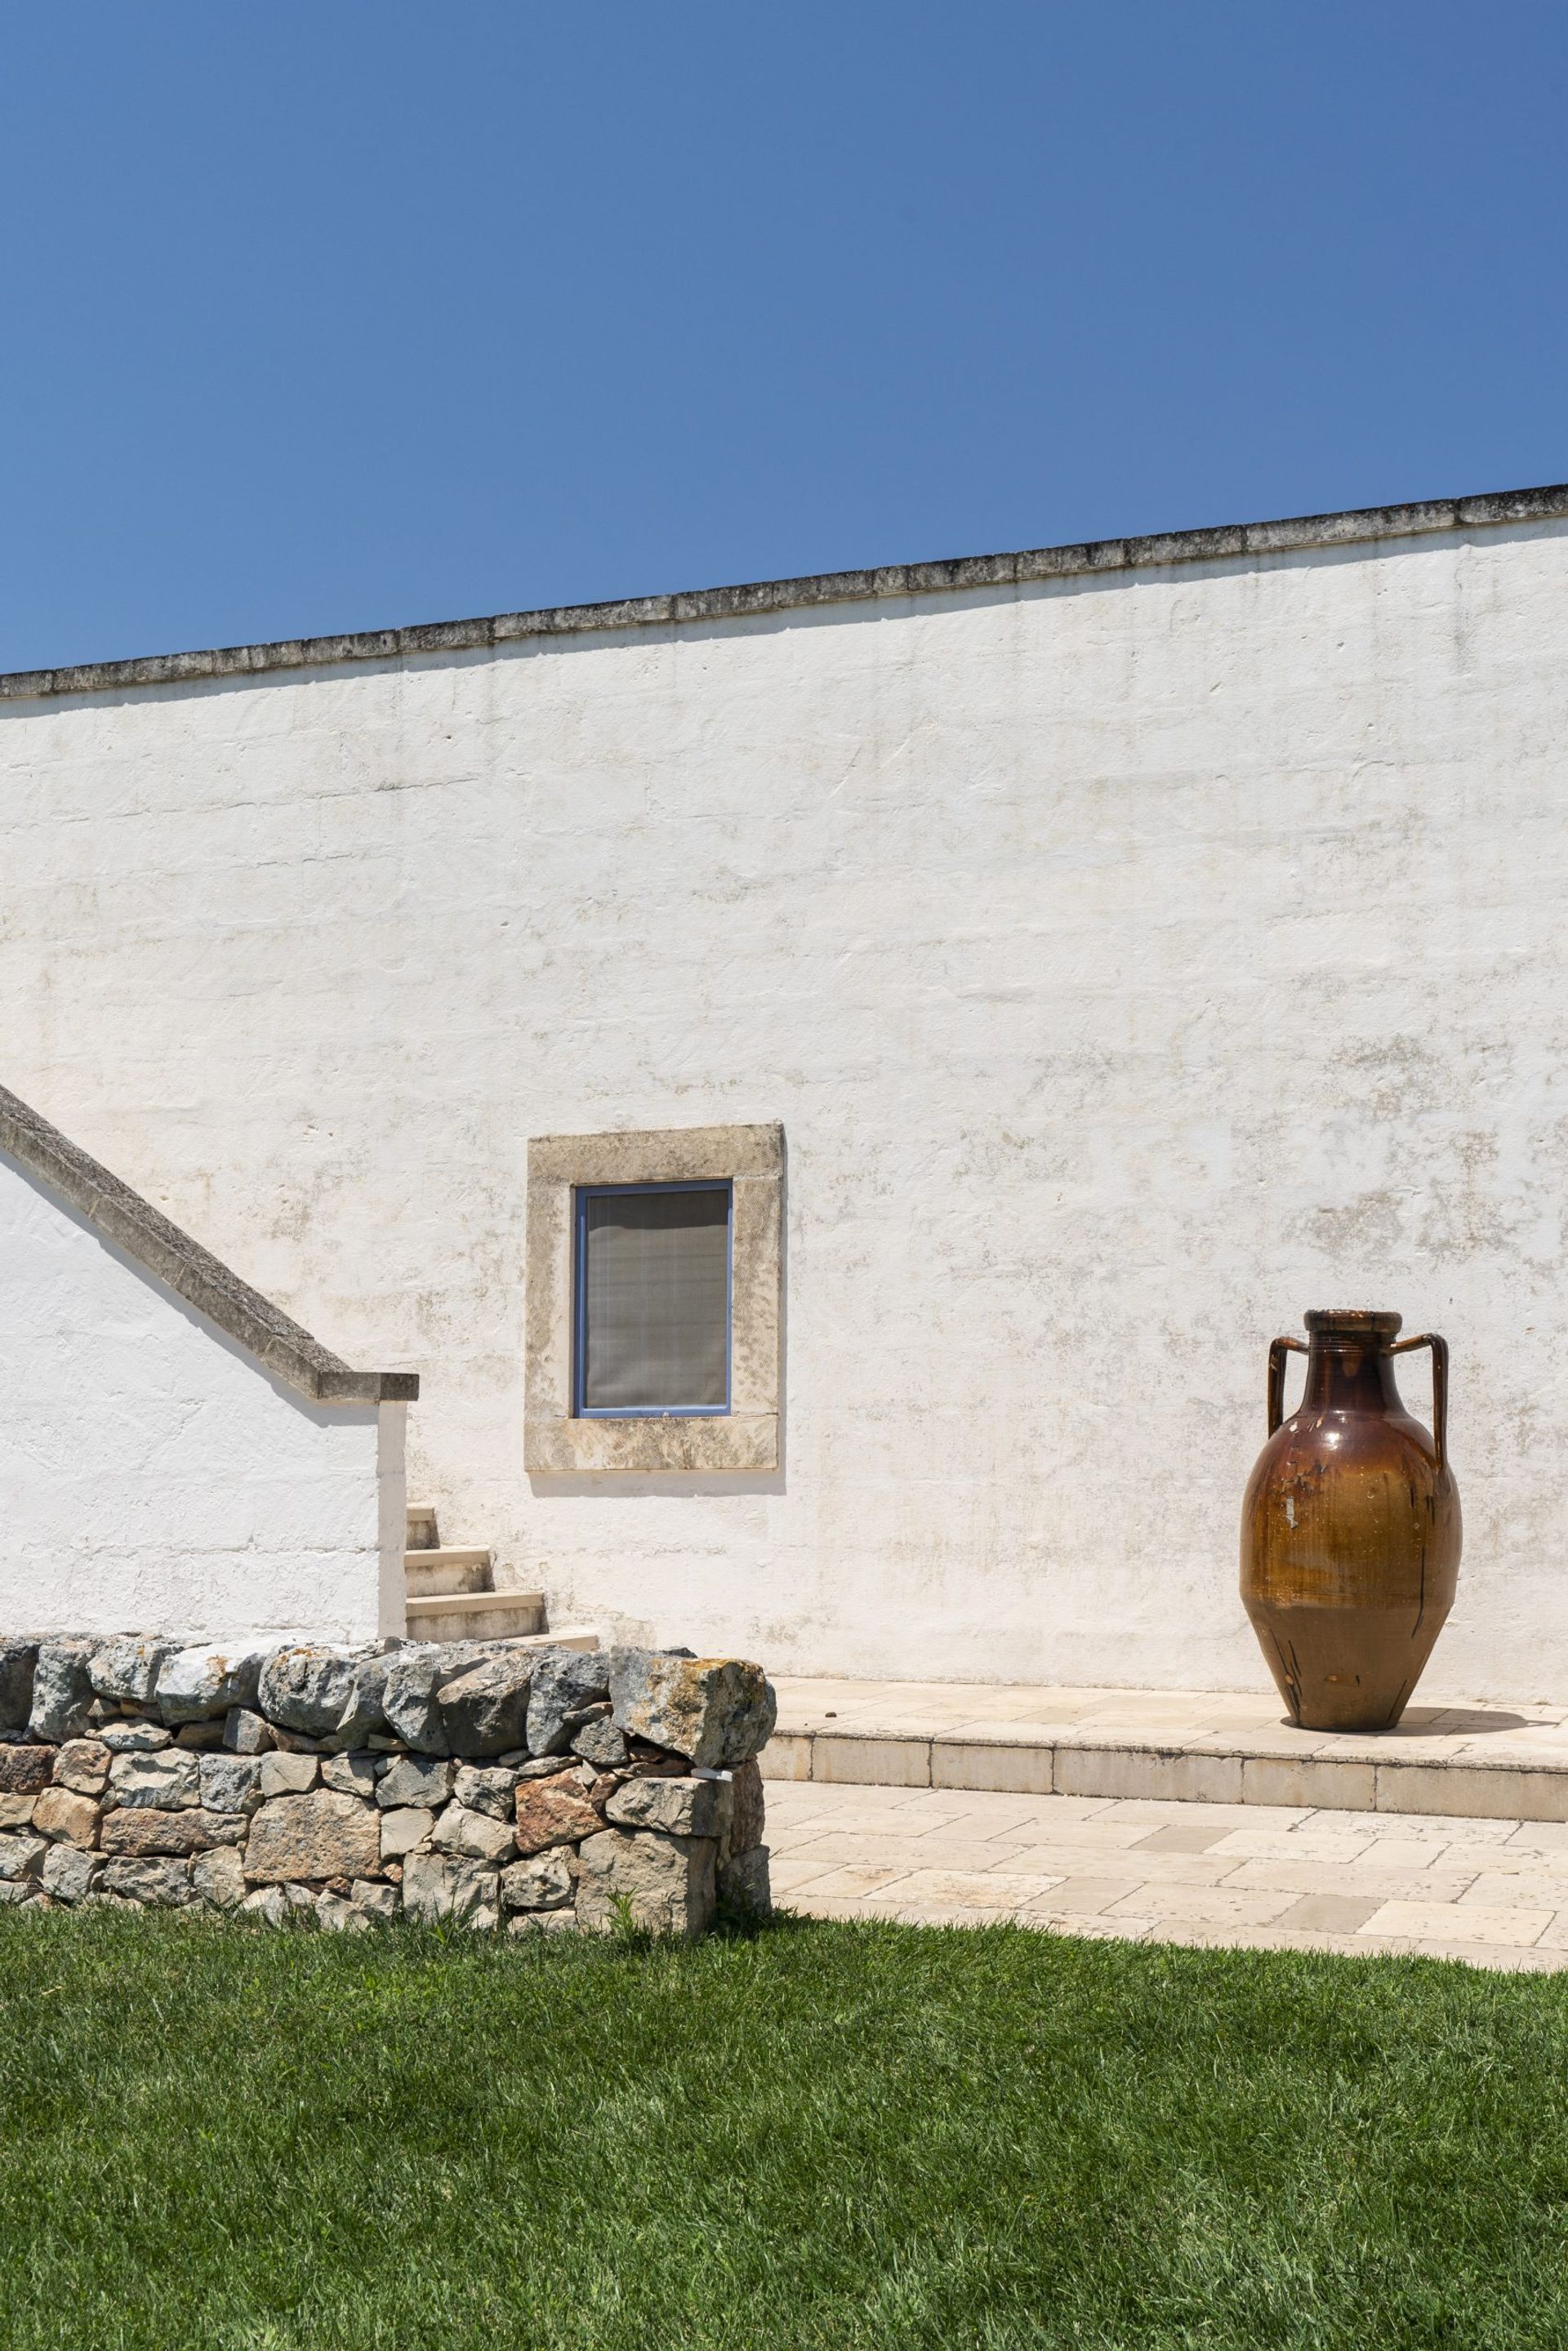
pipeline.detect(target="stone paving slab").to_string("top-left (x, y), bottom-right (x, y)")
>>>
top-left (765, 1777), bottom-right (1568, 1971)
top-left (764, 1676), bottom-right (1568, 1822)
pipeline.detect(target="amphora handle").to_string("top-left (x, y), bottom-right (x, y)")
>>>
top-left (1267, 1337), bottom-right (1308, 1435)
top-left (1388, 1332), bottom-right (1450, 1472)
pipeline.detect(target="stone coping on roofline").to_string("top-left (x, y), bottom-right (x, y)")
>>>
top-left (2, 481), bottom-right (1566, 705)
top-left (0, 1083), bottom-right (418, 1406)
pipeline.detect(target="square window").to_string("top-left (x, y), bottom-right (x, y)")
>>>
top-left (574, 1182), bottom-right (731, 1416)
top-left (526, 1123), bottom-right (780, 1473)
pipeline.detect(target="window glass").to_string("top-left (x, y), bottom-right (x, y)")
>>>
top-left (577, 1183), bottom-right (730, 1413)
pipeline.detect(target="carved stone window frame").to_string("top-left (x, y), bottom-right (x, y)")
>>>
top-left (524, 1123), bottom-right (782, 1473)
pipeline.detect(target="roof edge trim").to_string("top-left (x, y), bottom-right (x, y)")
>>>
top-left (3, 481), bottom-right (1566, 704)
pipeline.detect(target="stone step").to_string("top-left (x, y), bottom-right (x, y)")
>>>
top-left (406, 1503), bottom-right (440, 1550)
top-left (760, 1676), bottom-right (1568, 1825)
top-left (401, 1601), bottom-right (599, 1653)
top-left (405, 1587), bottom-right (547, 1640)
top-left (506, 1623), bottom-right (599, 1654)
top-left (404, 1546), bottom-right (492, 1598)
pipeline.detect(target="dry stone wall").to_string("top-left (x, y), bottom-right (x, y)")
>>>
top-left (0, 1634), bottom-right (775, 1937)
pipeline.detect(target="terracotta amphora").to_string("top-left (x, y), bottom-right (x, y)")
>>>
top-left (1240, 1310), bottom-right (1461, 1734)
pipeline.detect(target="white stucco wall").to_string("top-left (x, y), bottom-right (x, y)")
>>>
top-left (0, 1148), bottom-right (405, 1641)
top-left (5, 515), bottom-right (1568, 1697)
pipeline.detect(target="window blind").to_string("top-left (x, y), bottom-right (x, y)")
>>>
top-left (579, 1186), bottom-right (730, 1411)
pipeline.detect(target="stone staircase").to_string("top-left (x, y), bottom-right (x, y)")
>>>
top-left (403, 1504), bottom-right (597, 1650)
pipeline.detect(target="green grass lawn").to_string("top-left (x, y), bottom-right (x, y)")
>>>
top-left (2, 1909), bottom-right (1566, 2349)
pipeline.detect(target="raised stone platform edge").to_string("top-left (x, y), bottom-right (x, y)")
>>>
top-left (759, 1681), bottom-right (1568, 1824)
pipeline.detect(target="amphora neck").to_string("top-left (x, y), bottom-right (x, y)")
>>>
top-left (1302, 1309), bottom-right (1405, 1416)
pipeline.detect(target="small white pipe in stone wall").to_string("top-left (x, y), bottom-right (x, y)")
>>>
top-left (0, 1635), bottom-right (775, 1936)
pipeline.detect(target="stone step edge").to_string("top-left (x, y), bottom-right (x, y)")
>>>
top-left (397, 1621), bottom-right (601, 1653)
top-left (759, 1722), bottom-right (1568, 1824)
top-left (405, 1588), bottom-right (544, 1620)
top-left (403, 1547), bottom-right (492, 1569)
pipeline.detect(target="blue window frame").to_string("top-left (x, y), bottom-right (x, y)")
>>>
top-left (573, 1179), bottom-right (733, 1418)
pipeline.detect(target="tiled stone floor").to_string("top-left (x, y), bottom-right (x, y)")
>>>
top-left (766, 1778), bottom-right (1568, 1971)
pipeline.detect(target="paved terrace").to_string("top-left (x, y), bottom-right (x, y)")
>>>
top-left (764, 1781), bottom-right (1568, 1971)
top-left (760, 1679), bottom-right (1568, 1969)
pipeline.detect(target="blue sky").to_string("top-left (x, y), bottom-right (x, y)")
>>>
top-left (2, 3), bottom-right (1565, 670)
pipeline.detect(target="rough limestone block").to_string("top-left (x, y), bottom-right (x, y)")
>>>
top-left (54, 1739), bottom-right (111, 1797)
top-left (245, 1792), bottom-right (381, 1884)
top-left (0, 1641), bottom-right (38, 1736)
top-left (575, 1828), bottom-right (717, 1940)
top-left (376, 1757), bottom-right (453, 1811)
top-left (572, 1712), bottom-right (629, 1768)
top-left (223, 1708), bottom-right (274, 1756)
top-left (28, 1641), bottom-right (97, 1743)
top-left (199, 1755), bottom-right (265, 1816)
top-left (192, 1848), bottom-right (247, 1910)
top-left (0, 1748), bottom-right (55, 1796)
top-left (431, 1803), bottom-right (516, 1864)
top-left (42, 1844), bottom-right (103, 1904)
top-left (436, 1654), bottom-right (533, 1759)
top-left (241, 1886), bottom-right (290, 1926)
top-left (608, 1650), bottom-right (777, 1769)
top-left (514, 1771), bottom-right (600, 1856)
top-left (174, 1722), bottom-right (229, 1752)
top-left (0, 1795), bottom-right (36, 1831)
top-left (256, 1645), bottom-right (394, 1744)
top-left (108, 1751), bottom-right (202, 1811)
top-left (0, 1832), bottom-right (47, 1881)
top-left (720, 1758), bottom-right (766, 1863)
top-left (88, 1636), bottom-right (184, 1708)
top-left (258, 1752), bottom-right (319, 1799)
top-left (321, 1753), bottom-right (378, 1798)
top-left (32, 1788), bottom-right (101, 1849)
top-left (452, 1765), bottom-right (520, 1820)
top-left (381, 1644), bottom-right (484, 1755)
top-left (102, 1808), bottom-right (244, 1858)
top-left (718, 1846), bottom-right (773, 1919)
top-left (499, 1850), bottom-right (576, 1912)
top-left (604, 1774), bottom-right (733, 1840)
top-left (100, 1721), bottom-right (173, 1754)
top-left (401, 1851), bottom-right (499, 1930)
top-left (100, 1857), bottom-right (194, 1907)
top-left (157, 1643), bottom-right (266, 1725)
top-left (508, 1909), bottom-right (578, 1937)
top-left (526, 1648), bottom-right (611, 1756)
top-left (350, 1880), bottom-right (399, 1924)
top-left (380, 1807), bottom-right (434, 1860)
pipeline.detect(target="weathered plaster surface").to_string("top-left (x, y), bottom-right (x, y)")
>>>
top-left (7, 507), bottom-right (1568, 1694)
top-left (0, 1149), bottom-right (404, 1641)
top-left (523, 1124), bottom-right (782, 1472)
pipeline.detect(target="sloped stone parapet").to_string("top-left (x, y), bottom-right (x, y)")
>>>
top-left (0, 1631), bottom-right (773, 1940)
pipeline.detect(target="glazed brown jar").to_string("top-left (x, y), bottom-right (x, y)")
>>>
top-left (1240, 1310), bottom-right (1461, 1734)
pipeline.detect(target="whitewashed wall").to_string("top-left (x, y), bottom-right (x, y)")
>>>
top-left (0, 1149), bottom-right (406, 1642)
top-left (5, 517), bottom-right (1568, 1698)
